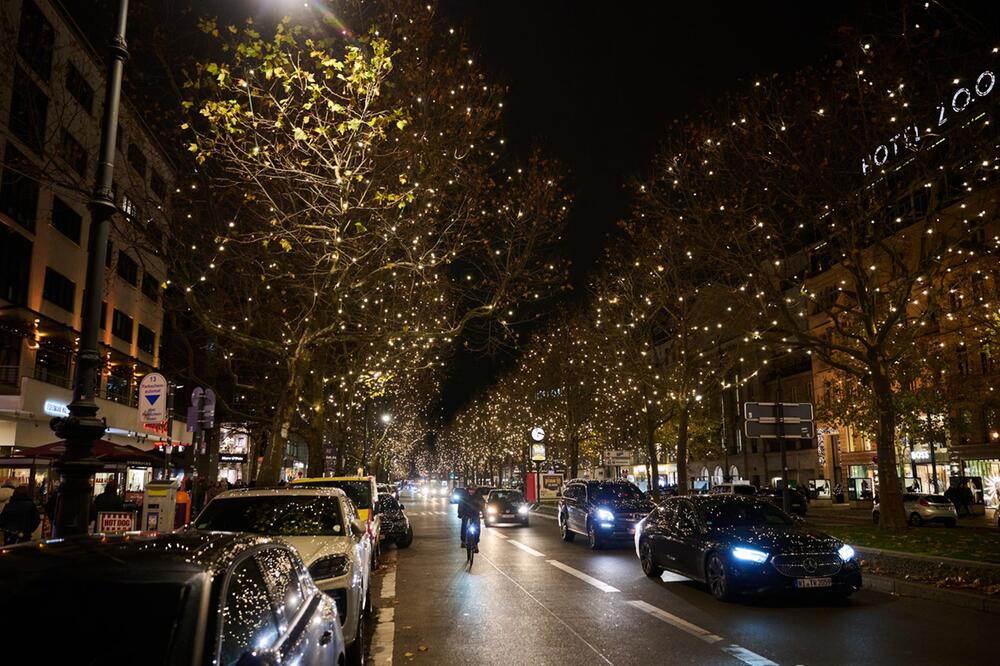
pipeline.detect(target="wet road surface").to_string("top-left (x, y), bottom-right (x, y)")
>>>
top-left (372, 494), bottom-right (993, 665)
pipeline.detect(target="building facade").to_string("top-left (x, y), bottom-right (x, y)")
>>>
top-left (0, 0), bottom-right (190, 454)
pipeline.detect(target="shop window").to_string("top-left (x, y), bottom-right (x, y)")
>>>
top-left (42, 267), bottom-right (75, 313)
top-left (150, 171), bottom-right (167, 200)
top-left (111, 308), bottom-right (133, 343)
top-left (58, 129), bottom-right (87, 177)
top-left (141, 272), bottom-right (160, 302)
top-left (64, 62), bottom-right (94, 115)
top-left (127, 143), bottom-right (147, 178)
top-left (50, 196), bottom-right (81, 243)
top-left (0, 225), bottom-right (32, 306)
top-left (16, 0), bottom-right (54, 81)
top-left (8, 67), bottom-right (48, 153)
top-left (117, 253), bottom-right (138, 286)
top-left (0, 146), bottom-right (40, 232)
top-left (137, 324), bottom-right (155, 355)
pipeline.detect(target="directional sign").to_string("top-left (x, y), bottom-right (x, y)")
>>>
top-left (139, 373), bottom-right (168, 424)
top-left (603, 449), bottom-right (634, 466)
top-left (745, 419), bottom-right (816, 440)
top-left (744, 402), bottom-right (814, 422)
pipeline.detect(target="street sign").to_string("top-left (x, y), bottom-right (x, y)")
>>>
top-left (745, 419), bottom-right (816, 439)
top-left (138, 373), bottom-right (168, 424)
top-left (744, 402), bottom-right (814, 422)
top-left (530, 443), bottom-right (547, 462)
top-left (603, 449), bottom-right (634, 466)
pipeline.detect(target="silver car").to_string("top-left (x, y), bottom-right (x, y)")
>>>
top-left (872, 493), bottom-right (958, 527)
top-left (194, 487), bottom-right (374, 665)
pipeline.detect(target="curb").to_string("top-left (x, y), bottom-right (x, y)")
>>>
top-left (854, 545), bottom-right (1000, 570)
top-left (863, 573), bottom-right (1000, 614)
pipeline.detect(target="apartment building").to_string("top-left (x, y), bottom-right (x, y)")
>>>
top-left (0, 0), bottom-right (190, 453)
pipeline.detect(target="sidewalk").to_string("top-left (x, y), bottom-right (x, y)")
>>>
top-left (806, 502), bottom-right (995, 529)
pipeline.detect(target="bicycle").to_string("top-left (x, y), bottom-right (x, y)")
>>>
top-left (465, 519), bottom-right (480, 568)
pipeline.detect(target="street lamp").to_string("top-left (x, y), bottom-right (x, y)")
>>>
top-left (49, 0), bottom-right (129, 537)
top-left (380, 413), bottom-right (392, 424)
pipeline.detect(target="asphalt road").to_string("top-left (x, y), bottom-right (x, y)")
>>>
top-left (374, 494), bottom-right (993, 666)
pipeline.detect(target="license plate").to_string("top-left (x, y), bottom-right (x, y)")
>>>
top-left (502, 514), bottom-right (515, 519)
top-left (795, 577), bottom-right (832, 588)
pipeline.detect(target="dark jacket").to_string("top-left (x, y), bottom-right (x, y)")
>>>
top-left (0, 492), bottom-right (41, 545)
top-left (459, 491), bottom-right (485, 519)
top-left (91, 489), bottom-right (125, 520)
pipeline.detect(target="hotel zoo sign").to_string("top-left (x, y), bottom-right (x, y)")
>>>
top-left (861, 68), bottom-right (996, 176)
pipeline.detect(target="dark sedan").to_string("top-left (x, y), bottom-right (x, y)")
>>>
top-left (634, 495), bottom-right (861, 601)
top-left (484, 489), bottom-right (530, 526)
top-left (378, 493), bottom-right (414, 547)
top-left (0, 532), bottom-right (344, 665)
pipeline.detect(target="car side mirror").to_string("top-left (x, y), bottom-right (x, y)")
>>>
top-left (351, 519), bottom-right (366, 537)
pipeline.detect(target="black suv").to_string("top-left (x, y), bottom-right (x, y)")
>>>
top-left (558, 479), bottom-right (654, 549)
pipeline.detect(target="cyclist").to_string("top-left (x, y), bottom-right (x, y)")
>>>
top-left (459, 484), bottom-right (486, 551)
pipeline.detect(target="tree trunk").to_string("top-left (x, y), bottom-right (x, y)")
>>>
top-left (644, 425), bottom-right (659, 498)
top-left (257, 351), bottom-right (308, 486)
top-left (569, 435), bottom-right (580, 480)
top-left (676, 405), bottom-right (690, 494)
top-left (873, 371), bottom-right (907, 531)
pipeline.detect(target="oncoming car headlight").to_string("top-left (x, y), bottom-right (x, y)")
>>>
top-left (595, 508), bottom-right (615, 522)
top-left (838, 544), bottom-right (856, 561)
top-left (487, 505), bottom-right (498, 514)
top-left (517, 505), bottom-right (529, 515)
top-left (309, 555), bottom-right (350, 581)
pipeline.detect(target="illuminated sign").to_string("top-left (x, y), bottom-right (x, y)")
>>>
top-left (910, 450), bottom-right (932, 462)
top-left (862, 68), bottom-right (996, 175)
top-left (44, 400), bottom-right (70, 417)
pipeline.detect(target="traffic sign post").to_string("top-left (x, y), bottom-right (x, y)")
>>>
top-left (744, 399), bottom-right (815, 514)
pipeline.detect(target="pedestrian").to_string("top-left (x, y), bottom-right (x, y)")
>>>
top-left (960, 481), bottom-right (975, 517)
top-left (0, 485), bottom-right (41, 545)
top-left (0, 478), bottom-right (17, 514)
top-left (92, 479), bottom-right (124, 522)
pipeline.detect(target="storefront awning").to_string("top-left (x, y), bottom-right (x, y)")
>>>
top-left (9, 439), bottom-right (163, 467)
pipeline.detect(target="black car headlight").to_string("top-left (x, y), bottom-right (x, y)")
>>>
top-left (309, 555), bottom-right (350, 581)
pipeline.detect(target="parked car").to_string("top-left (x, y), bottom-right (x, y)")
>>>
top-left (378, 483), bottom-right (398, 499)
top-left (377, 493), bottom-right (413, 548)
top-left (193, 488), bottom-right (372, 665)
top-left (558, 479), bottom-right (654, 549)
top-left (757, 487), bottom-right (809, 516)
top-left (484, 489), bottom-right (530, 527)
top-left (0, 532), bottom-right (344, 665)
top-left (634, 495), bottom-right (861, 601)
top-left (872, 493), bottom-right (958, 527)
top-left (293, 476), bottom-right (381, 566)
top-left (709, 482), bottom-right (758, 497)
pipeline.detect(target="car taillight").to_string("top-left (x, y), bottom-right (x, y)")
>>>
top-left (367, 517), bottom-right (374, 538)
top-left (918, 497), bottom-right (930, 507)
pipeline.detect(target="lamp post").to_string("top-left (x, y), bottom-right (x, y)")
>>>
top-left (50, 0), bottom-right (129, 537)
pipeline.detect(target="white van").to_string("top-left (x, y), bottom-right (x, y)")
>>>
top-left (708, 482), bottom-right (757, 497)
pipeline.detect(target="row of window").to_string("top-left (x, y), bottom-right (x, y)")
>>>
top-left (9, 1), bottom-right (168, 194)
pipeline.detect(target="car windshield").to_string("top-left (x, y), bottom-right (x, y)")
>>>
top-left (699, 500), bottom-right (794, 527)
top-left (1, 575), bottom-right (199, 663)
top-left (296, 480), bottom-right (372, 509)
top-left (591, 482), bottom-right (644, 502)
top-left (489, 491), bottom-right (524, 503)
top-left (196, 495), bottom-right (345, 536)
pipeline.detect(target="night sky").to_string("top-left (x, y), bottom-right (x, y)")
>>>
top-left (436, 1), bottom-right (869, 416)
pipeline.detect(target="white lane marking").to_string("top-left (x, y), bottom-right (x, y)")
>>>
top-left (480, 552), bottom-right (614, 665)
top-left (547, 560), bottom-right (620, 592)
top-left (506, 539), bottom-right (545, 557)
top-left (626, 600), bottom-right (723, 643)
top-left (381, 570), bottom-right (396, 599)
top-left (529, 510), bottom-right (557, 521)
top-left (660, 571), bottom-right (693, 583)
top-left (492, 532), bottom-right (509, 539)
top-left (721, 645), bottom-right (780, 666)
